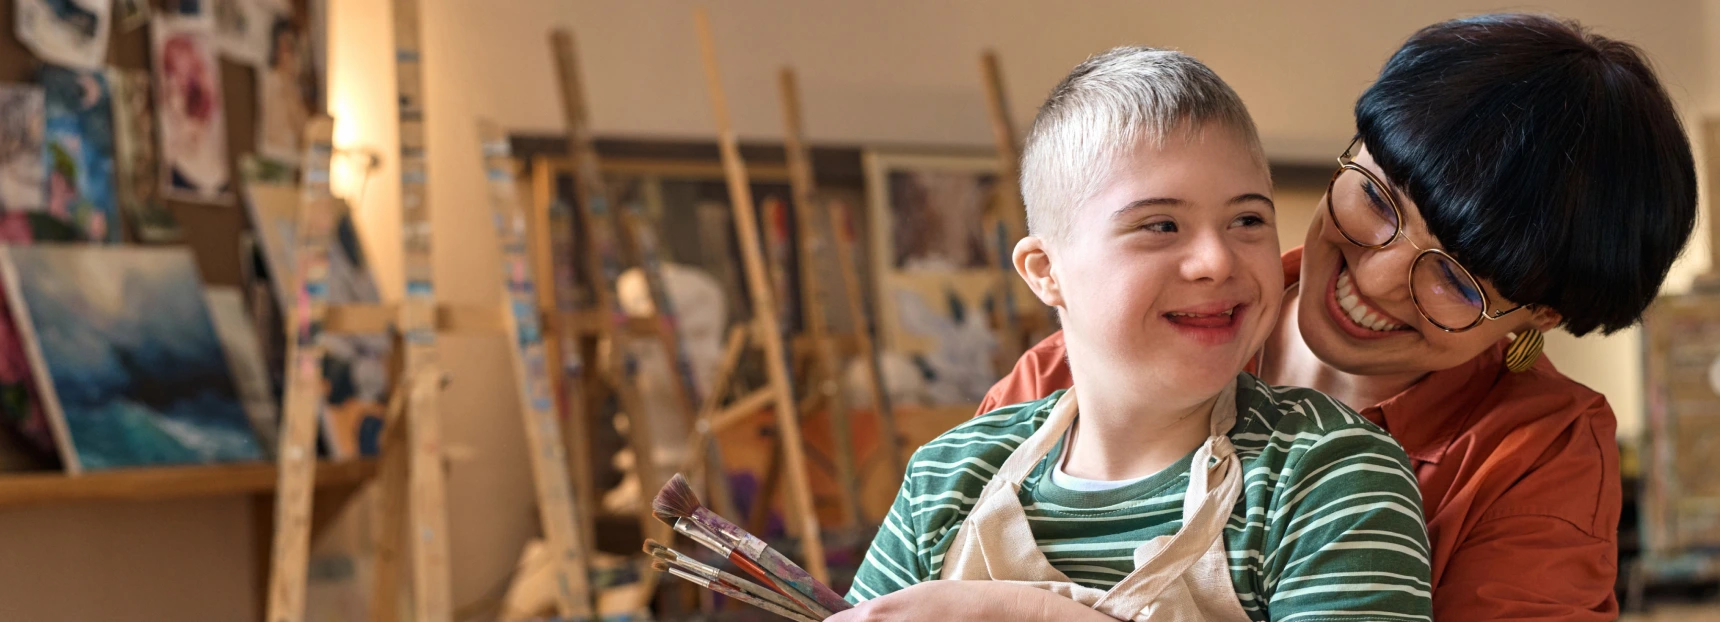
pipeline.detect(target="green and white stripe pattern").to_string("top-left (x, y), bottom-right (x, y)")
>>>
top-left (847, 373), bottom-right (1432, 621)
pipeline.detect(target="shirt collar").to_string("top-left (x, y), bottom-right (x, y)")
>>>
top-left (1361, 340), bottom-right (1508, 464)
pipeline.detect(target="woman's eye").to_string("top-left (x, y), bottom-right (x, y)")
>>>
top-left (1360, 179), bottom-right (1400, 226)
top-left (1142, 220), bottom-right (1177, 233)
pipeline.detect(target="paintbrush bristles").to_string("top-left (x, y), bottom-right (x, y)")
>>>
top-left (651, 473), bottom-right (703, 524)
top-left (651, 560), bottom-right (670, 572)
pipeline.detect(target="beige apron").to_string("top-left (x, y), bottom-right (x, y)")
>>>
top-left (938, 383), bottom-right (1253, 622)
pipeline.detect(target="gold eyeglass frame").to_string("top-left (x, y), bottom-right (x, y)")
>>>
top-left (1326, 136), bottom-right (1527, 333)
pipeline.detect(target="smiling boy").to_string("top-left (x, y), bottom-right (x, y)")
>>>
top-left (839, 48), bottom-right (1433, 621)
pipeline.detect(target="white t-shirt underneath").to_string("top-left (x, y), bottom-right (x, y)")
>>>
top-left (1049, 425), bottom-right (1153, 492)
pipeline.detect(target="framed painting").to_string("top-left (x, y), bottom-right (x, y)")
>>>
top-left (1642, 292), bottom-right (1720, 555)
top-left (0, 245), bottom-right (265, 472)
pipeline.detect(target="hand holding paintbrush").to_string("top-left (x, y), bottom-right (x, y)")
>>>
top-left (652, 473), bottom-right (852, 617)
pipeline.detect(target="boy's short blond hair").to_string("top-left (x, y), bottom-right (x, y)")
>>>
top-left (1022, 47), bottom-right (1267, 242)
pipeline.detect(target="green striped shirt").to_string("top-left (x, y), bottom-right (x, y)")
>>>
top-left (848, 373), bottom-right (1432, 621)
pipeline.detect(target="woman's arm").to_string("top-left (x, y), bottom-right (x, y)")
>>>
top-left (832, 581), bottom-right (1118, 622)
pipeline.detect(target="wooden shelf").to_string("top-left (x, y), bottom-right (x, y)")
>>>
top-left (0, 459), bottom-right (379, 508)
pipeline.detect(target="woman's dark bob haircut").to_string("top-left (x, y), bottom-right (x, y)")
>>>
top-left (1355, 13), bottom-right (1698, 336)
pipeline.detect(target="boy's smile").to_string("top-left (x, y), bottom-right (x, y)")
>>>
top-left (1163, 300), bottom-right (1248, 346)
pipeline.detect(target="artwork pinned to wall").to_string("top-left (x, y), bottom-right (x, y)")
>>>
top-left (14, 0), bottom-right (112, 71)
top-left (242, 159), bottom-right (391, 459)
top-left (152, 14), bottom-right (234, 204)
top-left (114, 0), bottom-right (151, 32)
top-left (108, 68), bottom-right (182, 242)
top-left (864, 150), bottom-right (1009, 405)
top-left (0, 84), bottom-right (45, 221)
top-left (204, 286), bottom-right (279, 456)
top-left (40, 65), bottom-right (119, 243)
top-left (0, 245), bottom-right (265, 473)
top-left (211, 0), bottom-right (278, 67)
top-left (255, 9), bottom-right (313, 164)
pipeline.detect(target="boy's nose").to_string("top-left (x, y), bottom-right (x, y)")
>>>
top-left (1180, 230), bottom-right (1236, 283)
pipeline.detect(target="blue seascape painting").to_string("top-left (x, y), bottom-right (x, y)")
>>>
top-left (3, 245), bottom-right (264, 471)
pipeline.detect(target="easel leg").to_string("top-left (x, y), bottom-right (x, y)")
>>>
top-left (748, 433), bottom-right (783, 537)
top-left (405, 366), bottom-right (453, 622)
top-left (369, 400), bottom-right (410, 622)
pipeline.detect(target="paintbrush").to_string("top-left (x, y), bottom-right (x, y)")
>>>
top-left (653, 473), bottom-right (852, 614)
top-left (645, 539), bottom-right (820, 618)
top-left (652, 560), bottom-right (822, 622)
top-left (656, 505), bottom-right (825, 616)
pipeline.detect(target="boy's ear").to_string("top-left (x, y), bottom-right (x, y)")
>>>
top-left (1013, 235), bottom-right (1062, 308)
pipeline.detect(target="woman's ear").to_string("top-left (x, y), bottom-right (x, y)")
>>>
top-left (1013, 235), bottom-right (1062, 308)
top-left (1528, 305), bottom-right (1563, 333)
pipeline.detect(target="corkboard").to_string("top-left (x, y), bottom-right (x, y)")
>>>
top-left (0, 0), bottom-right (312, 287)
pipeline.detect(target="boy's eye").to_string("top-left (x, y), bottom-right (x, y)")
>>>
top-left (1233, 214), bottom-right (1267, 228)
top-left (1141, 220), bottom-right (1177, 234)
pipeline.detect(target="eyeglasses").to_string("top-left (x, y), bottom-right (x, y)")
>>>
top-left (1326, 136), bottom-right (1527, 332)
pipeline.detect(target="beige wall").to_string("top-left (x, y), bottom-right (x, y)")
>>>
top-left (0, 2), bottom-right (1714, 619)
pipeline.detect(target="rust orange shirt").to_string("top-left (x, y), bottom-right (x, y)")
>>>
top-left (977, 248), bottom-right (1621, 621)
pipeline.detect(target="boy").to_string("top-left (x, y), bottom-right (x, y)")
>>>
top-left (838, 48), bottom-right (1432, 621)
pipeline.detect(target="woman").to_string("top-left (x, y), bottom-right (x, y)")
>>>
top-left (837, 13), bottom-right (1697, 622)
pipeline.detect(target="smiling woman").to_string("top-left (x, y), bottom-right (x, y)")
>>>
top-left (979, 13), bottom-right (1700, 621)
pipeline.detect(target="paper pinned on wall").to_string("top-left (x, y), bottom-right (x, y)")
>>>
top-left (0, 84), bottom-right (45, 217)
top-left (254, 7), bottom-right (314, 164)
top-left (41, 65), bottom-right (120, 242)
top-left (152, 15), bottom-right (235, 205)
top-left (14, 0), bottom-right (112, 71)
top-left (108, 68), bottom-right (182, 242)
top-left (211, 0), bottom-right (279, 68)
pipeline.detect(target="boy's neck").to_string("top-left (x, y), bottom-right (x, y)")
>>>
top-left (1060, 375), bottom-right (1222, 483)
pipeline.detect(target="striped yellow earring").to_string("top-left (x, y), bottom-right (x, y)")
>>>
top-left (1504, 328), bottom-right (1544, 373)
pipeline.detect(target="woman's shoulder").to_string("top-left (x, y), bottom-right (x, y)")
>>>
top-left (905, 391), bottom-right (1060, 486)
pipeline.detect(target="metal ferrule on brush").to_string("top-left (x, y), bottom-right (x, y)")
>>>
top-left (667, 550), bottom-right (724, 580)
top-left (674, 517), bottom-right (734, 557)
top-left (688, 506), bottom-right (768, 557)
top-left (666, 567), bottom-right (713, 589)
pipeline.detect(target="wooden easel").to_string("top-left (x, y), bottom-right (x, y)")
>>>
top-left (693, 8), bottom-right (829, 582)
top-left (548, 29), bottom-right (700, 549)
top-left (979, 50), bottom-right (1054, 360)
top-left (480, 119), bottom-right (599, 620)
top-left (263, 115), bottom-right (457, 622)
top-left (778, 67), bottom-right (904, 523)
top-left (264, 116), bottom-right (342, 622)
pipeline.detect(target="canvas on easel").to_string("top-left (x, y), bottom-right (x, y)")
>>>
top-left (242, 158), bottom-right (392, 459)
top-left (863, 150), bottom-right (1008, 405)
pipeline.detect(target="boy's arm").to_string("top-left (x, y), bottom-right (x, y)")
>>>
top-left (1260, 428), bottom-right (1434, 620)
top-left (845, 464), bottom-right (928, 603)
top-left (833, 580), bottom-right (1119, 622)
